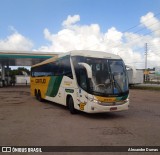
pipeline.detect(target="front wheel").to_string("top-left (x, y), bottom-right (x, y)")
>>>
top-left (68, 97), bottom-right (77, 114)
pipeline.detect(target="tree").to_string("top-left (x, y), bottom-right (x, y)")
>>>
top-left (9, 67), bottom-right (30, 76)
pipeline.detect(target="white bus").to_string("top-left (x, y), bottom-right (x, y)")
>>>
top-left (30, 50), bottom-right (129, 114)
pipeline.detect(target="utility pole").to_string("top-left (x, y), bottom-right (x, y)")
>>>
top-left (144, 43), bottom-right (148, 82)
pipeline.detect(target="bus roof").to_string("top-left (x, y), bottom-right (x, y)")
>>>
top-left (69, 50), bottom-right (121, 59)
top-left (32, 50), bottom-right (121, 68)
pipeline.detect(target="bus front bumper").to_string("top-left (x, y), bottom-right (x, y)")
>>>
top-left (87, 100), bottom-right (129, 113)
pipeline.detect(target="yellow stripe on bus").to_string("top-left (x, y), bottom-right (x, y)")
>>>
top-left (95, 96), bottom-right (116, 102)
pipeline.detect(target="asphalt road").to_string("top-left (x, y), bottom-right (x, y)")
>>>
top-left (0, 86), bottom-right (160, 154)
top-left (135, 83), bottom-right (160, 87)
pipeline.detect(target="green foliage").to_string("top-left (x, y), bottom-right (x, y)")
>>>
top-left (9, 67), bottom-right (30, 76)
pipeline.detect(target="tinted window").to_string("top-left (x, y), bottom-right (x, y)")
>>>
top-left (31, 56), bottom-right (73, 78)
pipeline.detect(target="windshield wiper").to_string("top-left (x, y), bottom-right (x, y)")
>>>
top-left (112, 75), bottom-right (122, 93)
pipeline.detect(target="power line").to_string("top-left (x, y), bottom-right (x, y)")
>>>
top-left (84, 11), bottom-right (160, 59)
top-left (126, 62), bottom-right (144, 64)
top-left (147, 50), bottom-right (160, 53)
top-left (84, 26), bottom-right (159, 51)
top-left (105, 24), bottom-right (160, 54)
top-left (115, 28), bottom-right (160, 53)
top-left (128, 21), bottom-right (160, 35)
top-left (121, 11), bottom-right (160, 33)
top-left (148, 53), bottom-right (160, 57)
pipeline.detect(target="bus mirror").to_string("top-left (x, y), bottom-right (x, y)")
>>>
top-left (78, 63), bottom-right (93, 79)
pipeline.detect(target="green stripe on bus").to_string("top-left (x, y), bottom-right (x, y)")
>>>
top-left (46, 76), bottom-right (63, 97)
top-left (116, 94), bottom-right (128, 101)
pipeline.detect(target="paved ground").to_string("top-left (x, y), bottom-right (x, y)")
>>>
top-left (0, 86), bottom-right (160, 154)
top-left (135, 83), bottom-right (160, 87)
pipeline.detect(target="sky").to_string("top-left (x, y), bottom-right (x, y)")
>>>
top-left (0, 0), bottom-right (160, 69)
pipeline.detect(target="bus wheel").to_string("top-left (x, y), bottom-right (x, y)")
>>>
top-left (37, 90), bottom-right (43, 102)
top-left (35, 89), bottom-right (38, 100)
top-left (68, 97), bottom-right (77, 114)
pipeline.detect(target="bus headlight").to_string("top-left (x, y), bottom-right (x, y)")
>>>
top-left (93, 99), bottom-right (100, 104)
top-left (88, 97), bottom-right (101, 104)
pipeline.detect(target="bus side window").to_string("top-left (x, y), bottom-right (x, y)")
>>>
top-left (56, 60), bottom-right (64, 76)
top-left (62, 56), bottom-right (73, 79)
top-left (65, 57), bottom-right (73, 79)
top-left (50, 62), bottom-right (59, 76)
top-left (31, 68), bottom-right (34, 77)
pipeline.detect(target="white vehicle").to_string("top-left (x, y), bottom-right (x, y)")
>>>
top-left (31, 50), bottom-right (129, 114)
top-left (126, 65), bottom-right (143, 85)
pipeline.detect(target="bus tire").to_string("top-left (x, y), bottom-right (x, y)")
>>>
top-left (37, 90), bottom-right (43, 102)
top-left (68, 97), bottom-right (77, 114)
top-left (35, 89), bottom-right (38, 99)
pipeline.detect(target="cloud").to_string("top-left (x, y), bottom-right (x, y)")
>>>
top-left (140, 12), bottom-right (160, 37)
top-left (62, 15), bottom-right (80, 27)
top-left (1, 14), bottom-right (158, 69)
top-left (0, 31), bottom-right (33, 51)
top-left (38, 13), bottom-right (160, 69)
top-left (104, 27), bottom-right (123, 43)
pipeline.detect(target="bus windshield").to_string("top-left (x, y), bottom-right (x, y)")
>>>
top-left (72, 56), bottom-right (128, 96)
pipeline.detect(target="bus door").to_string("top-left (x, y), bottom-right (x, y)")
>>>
top-left (76, 67), bottom-right (89, 111)
top-left (57, 85), bottom-right (65, 105)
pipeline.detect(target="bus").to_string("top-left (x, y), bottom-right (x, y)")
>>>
top-left (30, 50), bottom-right (129, 114)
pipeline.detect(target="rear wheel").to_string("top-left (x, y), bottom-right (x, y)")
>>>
top-left (37, 90), bottom-right (43, 102)
top-left (35, 89), bottom-right (38, 100)
top-left (68, 97), bottom-right (77, 114)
